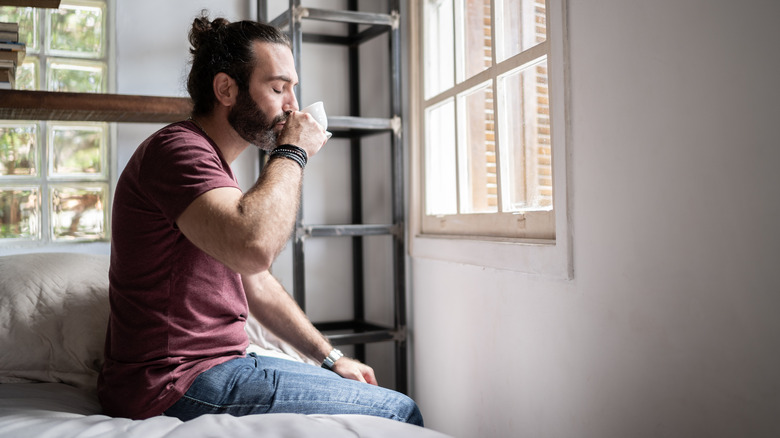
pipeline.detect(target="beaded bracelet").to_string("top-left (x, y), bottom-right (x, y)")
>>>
top-left (270, 144), bottom-right (308, 169)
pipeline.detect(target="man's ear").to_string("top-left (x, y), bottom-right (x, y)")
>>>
top-left (213, 72), bottom-right (237, 107)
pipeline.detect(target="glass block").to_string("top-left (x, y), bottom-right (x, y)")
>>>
top-left (50, 184), bottom-right (107, 241)
top-left (424, 98), bottom-right (458, 216)
top-left (498, 58), bottom-right (552, 211)
top-left (47, 3), bottom-right (104, 57)
top-left (0, 186), bottom-right (40, 240)
top-left (0, 7), bottom-right (38, 53)
top-left (16, 57), bottom-right (38, 90)
top-left (496, 0), bottom-right (547, 62)
top-left (49, 123), bottom-right (105, 176)
top-left (423, 0), bottom-right (455, 99)
top-left (456, 0), bottom-right (492, 82)
top-left (457, 81), bottom-right (498, 213)
top-left (0, 123), bottom-right (38, 176)
top-left (47, 58), bottom-right (106, 92)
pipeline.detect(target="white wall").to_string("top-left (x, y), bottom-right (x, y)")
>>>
top-left (410, 0), bottom-right (780, 437)
top-left (115, 0), bottom-right (255, 187)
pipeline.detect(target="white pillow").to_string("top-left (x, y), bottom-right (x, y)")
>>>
top-left (0, 252), bottom-right (316, 395)
top-left (0, 253), bottom-right (110, 393)
top-left (244, 313), bottom-right (317, 365)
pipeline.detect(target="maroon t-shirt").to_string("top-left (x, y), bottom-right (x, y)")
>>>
top-left (98, 121), bottom-right (249, 419)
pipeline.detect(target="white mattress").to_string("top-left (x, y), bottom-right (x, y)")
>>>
top-left (0, 383), bottom-right (449, 438)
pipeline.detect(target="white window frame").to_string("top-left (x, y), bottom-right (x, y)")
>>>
top-left (0, 0), bottom-right (115, 251)
top-left (408, 0), bottom-right (571, 277)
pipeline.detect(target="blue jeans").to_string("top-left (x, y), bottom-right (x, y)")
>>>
top-left (164, 353), bottom-right (423, 426)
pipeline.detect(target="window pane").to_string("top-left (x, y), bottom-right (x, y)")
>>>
top-left (457, 0), bottom-right (492, 82)
top-left (49, 123), bottom-right (105, 176)
top-left (47, 58), bottom-right (106, 92)
top-left (458, 81), bottom-right (497, 213)
top-left (425, 98), bottom-right (457, 215)
top-left (50, 184), bottom-right (106, 241)
top-left (424, 0), bottom-right (455, 99)
top-left (496, 0), bottom-right (547, 62)
top-left (16, 57), bottom-right (38, 90)
top-left (0, 123), bottom-right (38, 176)
top-left (0, 187), bottom-right (40, 240)
top-left (47, 3), bottom-right (104, 57)
top-left (0, 7), bottom-right (38, 53)
top-left (498, 58), bottom-right (552, 211)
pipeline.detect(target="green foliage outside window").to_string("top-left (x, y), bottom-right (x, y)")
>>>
top-left (0, 7), bottom-right (37, 52)
top-left (51, 125), bottom-right (103, 175)
top-left (48, 60), bottom-right (106, 92)
top-left (14, 59), bottom-right (37, 90)
top-left (0, 2), bottom-right (109, 243)
top-left (49, 5), bottom-right (103, 55)
top-left (0, 126), bottom-right (37, 176)
top-left (0, 188), bottom-right (39, 239)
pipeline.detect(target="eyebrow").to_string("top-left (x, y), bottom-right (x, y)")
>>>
top-left (268, 74), bottom-right (295, 85)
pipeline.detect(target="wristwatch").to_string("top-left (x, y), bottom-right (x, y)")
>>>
top-left (321, 348), bottom-right (344, 370)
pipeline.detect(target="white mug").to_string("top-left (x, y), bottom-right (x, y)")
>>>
top-left (301, 101), bottom-right (332, 138)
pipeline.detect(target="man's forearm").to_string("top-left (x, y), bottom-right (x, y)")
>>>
top-left (238, 157), bottom-right (303, 265)
top-left (242, 270), bottom-right (332, 363)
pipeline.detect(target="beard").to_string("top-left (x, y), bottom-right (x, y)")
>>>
top-left (228, 88), bottom-right (286, 152)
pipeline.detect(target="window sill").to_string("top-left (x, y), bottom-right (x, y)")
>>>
top-left (410, 232), bottom-right (572, 279)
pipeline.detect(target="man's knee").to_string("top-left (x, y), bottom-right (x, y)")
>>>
top-left (393, 394), bottom-right (424, 427)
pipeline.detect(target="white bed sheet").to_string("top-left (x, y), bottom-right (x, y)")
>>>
top-left (0, 383), bottom-right (450, 438)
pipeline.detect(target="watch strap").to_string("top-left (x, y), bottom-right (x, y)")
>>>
top-left (321, 348), bottom-right (344, 370)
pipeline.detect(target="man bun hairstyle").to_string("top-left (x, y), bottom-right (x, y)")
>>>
top-left (187, 11), bottom-right (290, 116)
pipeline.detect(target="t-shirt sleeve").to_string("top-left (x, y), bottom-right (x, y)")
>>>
top-left (139, 128), bottom-right (239, 225)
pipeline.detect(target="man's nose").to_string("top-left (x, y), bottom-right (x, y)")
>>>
top-left (283, 94), bottom-right (299, 112)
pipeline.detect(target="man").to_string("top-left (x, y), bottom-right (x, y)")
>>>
top-left (97, 14), bottom-right (422, 426)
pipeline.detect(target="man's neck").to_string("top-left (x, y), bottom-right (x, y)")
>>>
top-left (191, 113), bottom-right (249, 164)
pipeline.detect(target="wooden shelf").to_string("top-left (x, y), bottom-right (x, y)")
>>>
top-left (0, 0), bottom-right (61, 8)
top-left (0, 90), bottom-right (192, 123)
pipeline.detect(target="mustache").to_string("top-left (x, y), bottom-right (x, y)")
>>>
top-left (272, 111), bottom-right (290, 126)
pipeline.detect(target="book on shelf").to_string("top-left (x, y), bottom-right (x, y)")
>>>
top-left (0, 22), bottom-right (19, 33)
top-left (0, 41), bottom-right (26, 66)
top-left (0, 48), bottom-right (24, 64)
top-left (0, 41), bottom-right (24, 51)
top-left (0, 66), bottom-right (15, 90)
top-left (0, 31), bottom-right (18, 42)
top-left (0, 21), bottom-right (19, 47)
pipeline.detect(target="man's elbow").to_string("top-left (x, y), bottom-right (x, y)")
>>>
top-left (231, 242), bottom-right (274, 275)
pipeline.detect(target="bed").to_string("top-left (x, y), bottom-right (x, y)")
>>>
top-left (0, 253), bottom-right (449, 438)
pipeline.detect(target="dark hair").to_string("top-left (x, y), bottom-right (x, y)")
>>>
top-left (187, 12), bottom-right (290, 116)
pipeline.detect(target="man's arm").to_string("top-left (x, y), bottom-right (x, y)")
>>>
top-left (177, 111), bottom-right (323, 275)
top-left (177, 157), bottom-right (301, 275)
top-left (242, 270), bottom-right (378, 385)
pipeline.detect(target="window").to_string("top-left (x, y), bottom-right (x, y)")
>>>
top-left (411, 0), bottom-right (570, 276)
top-left (419, 0), bottom-right (555, 239)
top-left (1, 1), bottom-right (110, 244)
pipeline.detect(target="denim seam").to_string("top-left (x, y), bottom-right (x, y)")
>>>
top-left (271, 400), bottom-right (407, 421)
top-left (180, 394), bottom-right (270, 411)
top-left (180, 395), bottom-right (406, 421)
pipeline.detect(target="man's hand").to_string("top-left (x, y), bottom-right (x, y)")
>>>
top-left (331, 357), bottom-right (378, 386)
top-left (278, 111), bottom-right (327, 158)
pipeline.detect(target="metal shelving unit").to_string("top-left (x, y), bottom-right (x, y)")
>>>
top-left (258, 0), bottom-right (407, 393)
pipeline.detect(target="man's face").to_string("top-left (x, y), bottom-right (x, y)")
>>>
top-left (227, 86), bottom-right (284, 151)
top-left (228, 42), bottom-right (298, 152)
